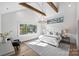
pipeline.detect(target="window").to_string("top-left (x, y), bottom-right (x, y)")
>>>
top-left (20, 24), bottom-right (37, 35)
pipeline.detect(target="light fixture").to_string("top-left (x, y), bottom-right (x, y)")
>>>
top-left (68, 4), bottom-right (71, 7)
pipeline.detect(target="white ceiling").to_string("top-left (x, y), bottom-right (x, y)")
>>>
top-left (0, 2), bottom-right (59, 17)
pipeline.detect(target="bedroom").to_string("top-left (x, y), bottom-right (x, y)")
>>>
top-left (0, 2), bottom-right (79, 56)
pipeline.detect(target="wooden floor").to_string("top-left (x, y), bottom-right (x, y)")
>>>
top-left (13, 41), bottom-right (79, 56)
top-left (69, 43), bottom-right (79, 56)
top-left (14, 42), bottom-right (39, 56)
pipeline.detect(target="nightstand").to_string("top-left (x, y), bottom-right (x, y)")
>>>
top-left (60, 36), bottom-right (70, 44)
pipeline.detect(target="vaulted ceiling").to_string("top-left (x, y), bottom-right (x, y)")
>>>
top-left (0, 2), bottom-right (59, 16)
top-left (19, 2), bottom-right (59, 16)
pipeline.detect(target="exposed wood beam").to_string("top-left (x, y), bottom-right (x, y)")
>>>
top-left (47, 2), bottom-right (58, 13)
top-left (19, 3), bottom-right (46, 16)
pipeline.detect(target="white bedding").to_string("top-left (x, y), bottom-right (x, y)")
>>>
top-left (39, 35), bottom-right (61, 47)
top-left (26, 40), bottom-right (69, 56)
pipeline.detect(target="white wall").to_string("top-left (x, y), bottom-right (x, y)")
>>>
top-left (63, 3), bottom-right (77, 44)
top-left (0, 15), bottom-right (2, 42)
top-left (45, 2), bottom-right (77, 44)
top-left (44, 2), bottom-right (64, 34)
top-left (46, 13), bottom-right (63, 33)
top-left (76, 3), bottom-right (79, 49)
top-left (2, 9), bottom-right (42, 42)
top-left (41, 2), bottom-right (63, 35)
top-left (0, 3), bottom-right (2, 42)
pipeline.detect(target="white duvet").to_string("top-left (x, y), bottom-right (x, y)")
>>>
top-left (39, 35), bottom-right (61, 47)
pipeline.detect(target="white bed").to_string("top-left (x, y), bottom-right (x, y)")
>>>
top-left (25, 35), bottom-right (69, 56)
top-left (39, 35), bottom-right (61, 47)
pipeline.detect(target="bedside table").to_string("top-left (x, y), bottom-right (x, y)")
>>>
top-left (60, 36), bottom-right (70, 44)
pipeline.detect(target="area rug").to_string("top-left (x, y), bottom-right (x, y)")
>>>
top-left (25, 40), bottom-right (70, 56)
